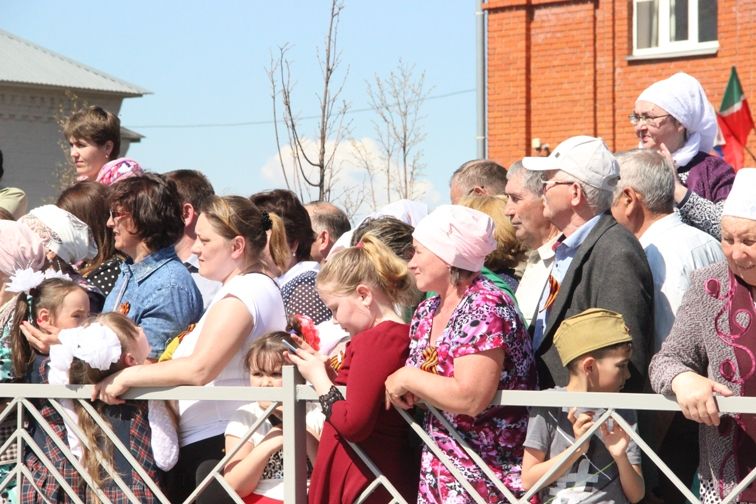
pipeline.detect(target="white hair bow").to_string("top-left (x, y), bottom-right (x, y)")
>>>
top-left (49, 323), bottom-right (122, 385)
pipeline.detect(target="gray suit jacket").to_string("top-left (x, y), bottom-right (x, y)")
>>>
top-left (536, 213), bottom-right (654, 392)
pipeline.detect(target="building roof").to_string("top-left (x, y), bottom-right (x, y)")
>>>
top-left (121, 126), bottom-right (144, 143)
top-left (0, 29), bottom-right (149, 96)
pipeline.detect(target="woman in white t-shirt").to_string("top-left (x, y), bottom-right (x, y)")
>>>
top-left (93, 195), bottom-right (288, 502)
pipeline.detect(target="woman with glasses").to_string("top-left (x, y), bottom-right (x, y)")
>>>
top-left (631, 72), bottom-right (735, 239)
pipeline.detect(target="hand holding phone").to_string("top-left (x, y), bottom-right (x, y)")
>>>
top-left (281, 339), bottom-right (299, 353)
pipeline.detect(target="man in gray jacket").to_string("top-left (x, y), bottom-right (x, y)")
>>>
top-left (522, 136), bottom-right (654, 392)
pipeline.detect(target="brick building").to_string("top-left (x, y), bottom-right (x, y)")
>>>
top-left (484, 0), bottom-right (756, 165)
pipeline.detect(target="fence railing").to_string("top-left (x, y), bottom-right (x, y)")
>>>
top-left (1, 367), bottom-right (754, 504)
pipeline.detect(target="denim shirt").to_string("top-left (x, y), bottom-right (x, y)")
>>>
top-left (104, 246), bottom-right (203, 359)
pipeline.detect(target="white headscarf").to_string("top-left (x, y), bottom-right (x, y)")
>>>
top-left (722, 168), bottom-right (756, 221)
top-left (637, 72), bottom-right (718, 167)
top-left (19, 205), bottom-right (98, 265)
top-left (327, 199), bottom-right (429, 259)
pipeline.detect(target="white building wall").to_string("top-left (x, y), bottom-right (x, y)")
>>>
top-left (0, 86), bottom-right (128, 209)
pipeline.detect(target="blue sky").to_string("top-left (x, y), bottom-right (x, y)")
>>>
top-left (4, 1), bottom-right (479, 216)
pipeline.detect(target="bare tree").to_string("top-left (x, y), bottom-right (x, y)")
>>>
top-left (53, 90), bottom-right (85, 194)
top-left (366, 59), bottom-right (431, 201)
top-left (268, 0), bottom-right (350, 203)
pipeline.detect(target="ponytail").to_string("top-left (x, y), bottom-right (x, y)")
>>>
top-left (317, 233), bottom-right (416, 308)
top-left (266, 212), bottom-right (290, 274)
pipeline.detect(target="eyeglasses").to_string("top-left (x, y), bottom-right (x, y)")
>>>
top-left (542, 180), bottom-right (574, 193)
top-left (109, 208), bottom-right (128, 224)
top-left (628, 113), bottom-right (670, 126)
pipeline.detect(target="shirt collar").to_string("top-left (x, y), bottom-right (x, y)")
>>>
top-left (537, 235), bottom-right (561, 262)
top-left (639, 212), bottom-right (681, 248)
top-left (122, 246), bottom-right (179, 283)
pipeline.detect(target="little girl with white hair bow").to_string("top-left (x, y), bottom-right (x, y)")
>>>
top-left (21, 313), bottom-right (178, 503)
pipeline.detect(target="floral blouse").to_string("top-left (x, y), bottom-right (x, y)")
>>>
top-left (406, 275), bottom-right (538, 503)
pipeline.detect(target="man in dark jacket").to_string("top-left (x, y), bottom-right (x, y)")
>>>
top-left (522, 136), bottom-right (654, 392)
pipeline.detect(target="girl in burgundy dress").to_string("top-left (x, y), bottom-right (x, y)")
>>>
top-left (287, 233), bottom-right (419, 503)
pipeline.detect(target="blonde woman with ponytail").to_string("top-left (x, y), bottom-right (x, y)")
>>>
top-left (287, 234), bottom-right (419, 504)
top-left (94, 196), bottom-right (288, 502)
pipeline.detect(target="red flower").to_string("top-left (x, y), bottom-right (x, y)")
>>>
top-left (293, 314), bottom-right (320, 351)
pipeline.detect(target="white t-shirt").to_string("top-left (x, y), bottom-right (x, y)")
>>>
top-left (172, 273), bottom-right (286, 446)
top-left (225, 402), bottom-right (324, 501)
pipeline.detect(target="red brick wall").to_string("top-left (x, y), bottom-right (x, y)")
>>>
top-left (485, 0), bottom-right (756, 167)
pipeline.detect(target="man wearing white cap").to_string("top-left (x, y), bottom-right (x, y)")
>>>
top-left (522, 135), bottom-right (654, 392)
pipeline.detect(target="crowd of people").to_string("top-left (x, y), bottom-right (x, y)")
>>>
top-left (0, 69), bottom-right (752, 504)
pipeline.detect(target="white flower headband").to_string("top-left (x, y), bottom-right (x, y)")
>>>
top-left (48, 323), bottom-right (122, 385)
top-left (5, 268), bottom-right (73, 322)
top-left (4, 267), bottom-right (72, 294)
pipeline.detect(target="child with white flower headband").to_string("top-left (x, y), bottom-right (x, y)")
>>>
top-left (0, 270), bottom-right (88, 502)
top-left (2, 269), bottom-right (89, 382)
top-left (21, 312), bottom-right (178, 503)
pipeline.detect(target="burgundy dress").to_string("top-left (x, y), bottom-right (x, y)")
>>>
top-left (308, 321), bottom-right (419, 504)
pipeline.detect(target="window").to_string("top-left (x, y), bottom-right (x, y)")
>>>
top-left (631, 0), bottom-right (718, 59)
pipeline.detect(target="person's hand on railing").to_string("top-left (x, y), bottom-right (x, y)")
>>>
top-left (20, 321), bottom-right (60, 354)
top-left (91, 370), bottom-right (128, 405)
top-left (671, 371), bottom-right (733, 426)
top-left (598, 419), bottom-right (630, 458)
top-left (567, 408), bottom-right (592, 455)
top-left (384, 371), bottom-right (417, 411)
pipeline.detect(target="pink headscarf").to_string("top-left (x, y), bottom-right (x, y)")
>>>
top-left (93, 157), bottom-right (144, 186)
top-left (413, 205), bottom-right (497, 272)
top-left (0, 220), bottom-right (46, 276)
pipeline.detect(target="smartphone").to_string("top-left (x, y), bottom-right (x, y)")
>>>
top-left (281, 339), bottom-right (299, 353)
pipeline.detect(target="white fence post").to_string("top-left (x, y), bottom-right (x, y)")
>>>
top-left (282, 365), bottom-right (307, 503)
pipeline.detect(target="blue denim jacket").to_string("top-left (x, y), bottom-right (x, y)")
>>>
top-left (104, 246), bottom-right (203, 359)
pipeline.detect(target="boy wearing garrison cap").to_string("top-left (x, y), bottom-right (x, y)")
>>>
top-left (521, 309), bottom-right (645, 503)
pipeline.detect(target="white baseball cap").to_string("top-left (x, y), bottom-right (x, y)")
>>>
top-left (723, 168), bottom-right (756, 221)
top-left (521, 135), bottom-right (620, 191)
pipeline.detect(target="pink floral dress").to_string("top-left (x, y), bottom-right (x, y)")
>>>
top-left (406, 276), bottom-right (538, 503)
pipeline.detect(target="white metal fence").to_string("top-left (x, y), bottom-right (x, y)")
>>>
top-left (1, 366), bottom-right (754, 503)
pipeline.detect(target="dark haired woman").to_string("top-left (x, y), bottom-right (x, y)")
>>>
top-left (102, 174), bottom-right (202, 360)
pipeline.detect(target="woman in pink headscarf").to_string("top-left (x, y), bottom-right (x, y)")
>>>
top-left (0, 220), bottom-right (46, 305)
top-left (385, 205), bottom-right (537, 503)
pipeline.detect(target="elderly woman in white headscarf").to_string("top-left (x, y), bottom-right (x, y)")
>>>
top-left (650, 168), bottom-right (756, 503)
top-left (632, 72), bottom-right (735, 239)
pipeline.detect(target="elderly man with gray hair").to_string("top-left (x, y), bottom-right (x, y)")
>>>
top-left (504, 161), bottom-right (559, 327)
top-left (612, 149), bottom-right (723, 503)
top-left (449, 159), bottom-right (508, 203)
top-left (522, 135), bottom-right (654, 392)
top-left (611, 149), bottom-right (724, 352)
